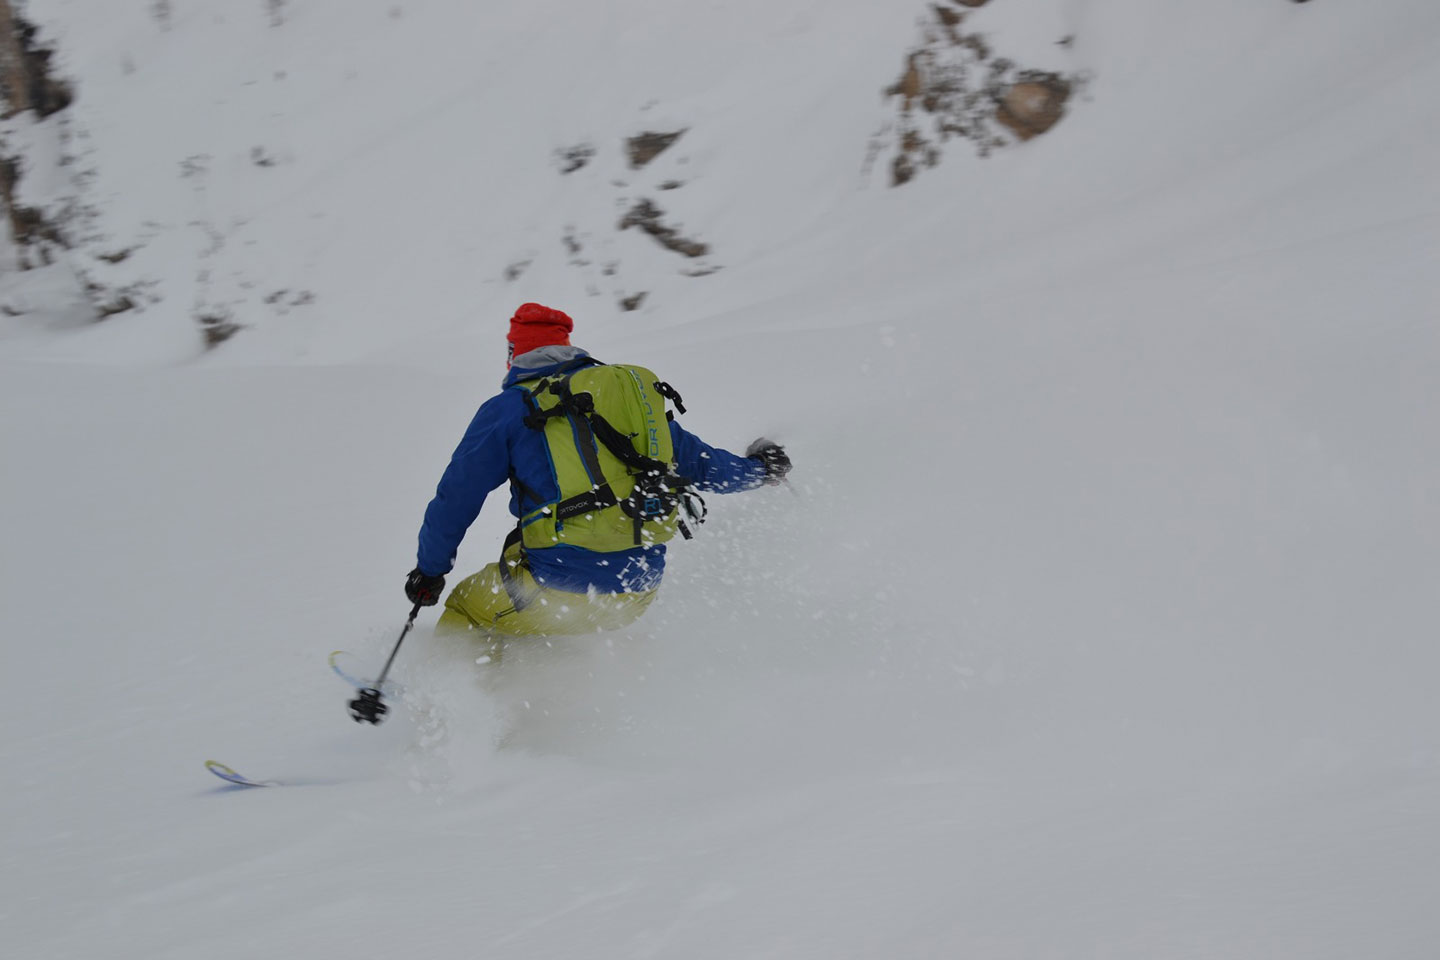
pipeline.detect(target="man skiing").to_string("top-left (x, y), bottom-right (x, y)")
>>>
top-left (404, 303), bottom-right (791, 654)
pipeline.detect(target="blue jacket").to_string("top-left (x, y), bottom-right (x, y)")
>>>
top-left (416, 348), bottom-right (766, 593)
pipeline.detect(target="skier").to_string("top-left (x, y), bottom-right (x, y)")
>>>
top-left (403, 303), bottom-right (791, 658)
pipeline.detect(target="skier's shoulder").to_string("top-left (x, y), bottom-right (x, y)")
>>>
top-left (462, 346), bottom-right (598, 439)
top-left (471, 386), bottom-right (523, 421)
top-left (459, 386), bottom-right (529, 446)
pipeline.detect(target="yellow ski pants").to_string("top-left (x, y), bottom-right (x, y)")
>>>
top-left (435, 548), bottom-right (656, 640)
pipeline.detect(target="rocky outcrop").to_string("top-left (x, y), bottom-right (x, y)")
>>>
top-left (0, 153), bottom-right (60, 257)
top-left (625, 130), bottom-right (685, 169)
top-left (1, 1), bottom-right (74, 269)
top-left (996, 73), bottom-right (1070, 140)
top-left (529, 128), bottom-right (717, 314)
top-left (0, 0), bottom-right (72, 119)
top-left (618, 199), bottom-right (708, 258)
top-left (875, 2), bottom-right (1083, 186)
top-left (554, 143), bottom-right (595, 174)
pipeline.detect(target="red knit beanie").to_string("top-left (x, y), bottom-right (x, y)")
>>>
top-left (507, 302), bottom-right (574, 366)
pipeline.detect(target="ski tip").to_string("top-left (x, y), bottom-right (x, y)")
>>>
top-left (205, 759), bottom-right (277, 788)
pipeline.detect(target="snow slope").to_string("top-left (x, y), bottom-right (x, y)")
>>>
top-left (3, 1), bottom-right (1439, 957)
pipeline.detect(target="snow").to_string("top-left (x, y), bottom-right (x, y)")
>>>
top-left (3, 1), bottom-right (1440, 957)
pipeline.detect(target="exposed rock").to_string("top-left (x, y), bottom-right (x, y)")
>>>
top-left (0, 0), bottom-right (73, 119)
top-left (1, 3), bottom-right (74, 270)
top-left (625, 130), bottom-right (684, 169)
top-left (618, 199), bottom-right (708, 258)
top-left (952, 0), bottom-right (990, 7)
top-left (619, 292), bottom-right (647, 311)
top-left (995, 73), bottom-right (1070, 140)
top-left (875, 3), bottom-right (1081, 184)
top-left (889, 52), bottom-right (923, 110)
top-left (87, 277), bottom-right (155, 319)
top-left (95, 292), bottom-right (135, 318)
top-left (197, 310), bottom-right (242, 348)
top-left (0, 153), bottom-right (62, 265)
top-left (263, 288), bottom-right (315, 314)
top-left (555, 143), bottom-right (595, 174)
top-left (891, 153), bottom-right (916, 188)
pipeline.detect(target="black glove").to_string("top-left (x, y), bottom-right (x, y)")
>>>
top-left (745, 437), bottom-right (792, 485)
top-left (404, 567), bottom-right (446, 606)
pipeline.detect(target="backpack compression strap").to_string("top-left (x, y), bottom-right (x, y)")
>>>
top-left (519, 377), bottom-right (626, 522)
top-left (497, 525), bottom-right (533, 613)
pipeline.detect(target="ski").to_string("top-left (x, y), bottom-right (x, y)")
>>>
top-left (204, 652), bottom-right (400, 785)
top-left (204, 759), bottom-right (281, 788)
top-left (203, 656), bottom-right (375, 787)
top-left (329, 649), bottom-right (402, 696)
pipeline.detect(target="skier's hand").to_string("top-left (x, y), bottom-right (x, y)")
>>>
top-left (745, 438), bottom-right (792, 485)
top-left (405, 568), bottom-right (446, 606)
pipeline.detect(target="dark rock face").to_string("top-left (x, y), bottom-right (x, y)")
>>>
top-left (0, 1), bottom-right (73, 119)
top-left (625, 131), bottom-right (685, 169)
top-left (619, 199), bottom-right (709, 258)
top-left (1, 1), bottom-right (75, 269)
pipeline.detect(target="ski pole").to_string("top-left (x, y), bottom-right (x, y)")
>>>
top-left (348, 602), bottom-right (422, 725)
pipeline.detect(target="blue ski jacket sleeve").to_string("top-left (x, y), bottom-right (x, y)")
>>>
top-left (415, 393), bottom-right (516, 576)
top-left (669, 421), bottom-right (767, 493)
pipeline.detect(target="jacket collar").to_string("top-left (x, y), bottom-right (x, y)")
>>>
top-left (502, 345), bottom-right (596, 388)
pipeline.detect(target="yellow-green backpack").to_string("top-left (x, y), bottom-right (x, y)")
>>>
top-left (511, 361), bottom-right (703, 553)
